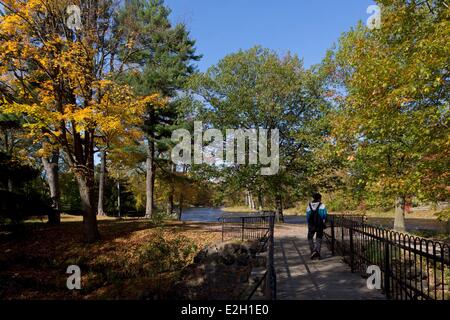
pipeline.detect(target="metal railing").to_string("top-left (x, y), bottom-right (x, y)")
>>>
top-left (219, 212), bottom-right (276, 300)
top-left (220, 214), bottom-right (271, 242)
top-left (324, 215), bottom-right (450, 300)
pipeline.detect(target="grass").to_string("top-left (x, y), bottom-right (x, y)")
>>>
top-left (0, 214), bottom-right (221, 299)
top-left (284, 204), bottom-right (307, 216)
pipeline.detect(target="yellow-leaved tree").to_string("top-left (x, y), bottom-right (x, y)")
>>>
top-left (94, 80), bottom-right (164, 216)
top-left (0, 0), bottom-right (164, 241)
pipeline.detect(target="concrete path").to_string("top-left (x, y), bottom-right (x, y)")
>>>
top-left (274, 224), bottom-right (385, 300)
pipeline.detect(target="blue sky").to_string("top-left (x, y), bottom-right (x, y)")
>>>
top-left (165, 0), bottom-right (376, 71)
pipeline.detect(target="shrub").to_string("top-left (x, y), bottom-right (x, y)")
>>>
top-left (139, 231), bottom-right (198, 275)
top-left (149, 209), bottom-right (174, 226)
top-left (0, 190), bottom-right (54, 224)
top-left (435, 208), bottom-right (450, 234)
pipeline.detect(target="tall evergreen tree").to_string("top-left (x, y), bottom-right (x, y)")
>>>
top-left (115, 0), bottom-right (200, 218)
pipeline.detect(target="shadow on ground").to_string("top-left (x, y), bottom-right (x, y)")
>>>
top-left (274, 225), bottom-right (385, 300)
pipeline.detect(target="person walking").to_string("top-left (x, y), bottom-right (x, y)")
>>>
top-left (306, 192), bottom-right (328, 260)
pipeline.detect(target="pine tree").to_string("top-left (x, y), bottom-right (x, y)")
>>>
top-left (115, 0), bottom-right (201, 218)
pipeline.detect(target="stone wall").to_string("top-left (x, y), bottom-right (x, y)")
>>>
top-left (172, 240), bottom-right (266, 300)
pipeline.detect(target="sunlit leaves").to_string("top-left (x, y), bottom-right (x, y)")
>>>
top-left (327, 0), bottom-right (449, 203)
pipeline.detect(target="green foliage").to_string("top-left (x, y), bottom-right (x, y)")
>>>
top-left (435, 207), bottom-right (450, 231)
top-left (113, 0), bottom-right (202, 218)
top-left (189, 46), bottom-right (331, 208)
top-left (116, 0), bottom-right (200, 142)
top-left (148, 209), bottom-right (172, 225)
top-left (435, 208), bottom-right (450, 220)
top-left (324, 0), bottom-right (450, 207)
top-left (59, 171), bottom-right (82, 214)
top-left (325, 192), bottom-right (360, 212)
top-left (0, 152), bottom-right (39, 189)
top-left (0, 151), bottom-right (51, 225)
top-left (116, 0), bottom-right (200, 96)
top-left (0, 190), bottom-right (54, 224)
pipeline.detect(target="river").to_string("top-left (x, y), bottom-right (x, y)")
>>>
top-left (181, 207), bottom-right (446, 234)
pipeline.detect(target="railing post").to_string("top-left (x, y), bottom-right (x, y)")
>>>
top-left (265, 213), bottom-right (275, 300)
top-left (384, 239), bottom-right (391, 299)
top-left (330, 217), bottom-right (335, 255)
top-left (349, 225), bottom-right (354, 273)
top-left (241, 217), bottom-right (245, 241)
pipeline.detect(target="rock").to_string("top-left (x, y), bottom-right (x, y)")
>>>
top-left (236, 253), bottom-right (249, 266)
top-left (173, 240), bottom-right (263, 300)
top-left (251, 255), bottom-right (267, 268)
top-left (193, 250), bottom-right (207, 264)
top-left (222, 253), bottom-right (235, 265)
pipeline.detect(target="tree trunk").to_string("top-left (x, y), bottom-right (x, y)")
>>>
top-left (167, 164), bottom-right (175, 216)
top-left (167, 192), bottom-right (174, 216)
top-left (275, 193), bottom-right (284, 223)
top-left (117, 180), bottom-right (121, 218)
top-left (145, 138), bottom-right (155, 218)
top-left (97, 149), bottom-right (106, 216)
top-left (249, 193), bottom-right (255, 210)
top-left (42, 151), bottom-right (61, 225)
top-left (394, 196), bottom-right (406, 232)
top-left (246, 190), bottom-right (252, 209)
top-left (258, 191), bottom-right (263, 211)
top-left (75, 172), bottom-right (100, 242)
top-left (177, 194), bottom-right (184, 221)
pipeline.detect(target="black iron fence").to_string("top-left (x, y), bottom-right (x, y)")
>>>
top-left (325, 215), bottom-right (450, 300)
top-left (220, 214), bottom-right (271, 242)
top-left (219, 212), bottom-right (276, 300)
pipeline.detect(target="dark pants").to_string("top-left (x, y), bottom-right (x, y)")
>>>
top-left (307, 225), bottom-right (323, 254)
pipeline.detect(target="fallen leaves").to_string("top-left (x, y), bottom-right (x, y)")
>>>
top-left (0, 216), bottom-right (221, 299)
